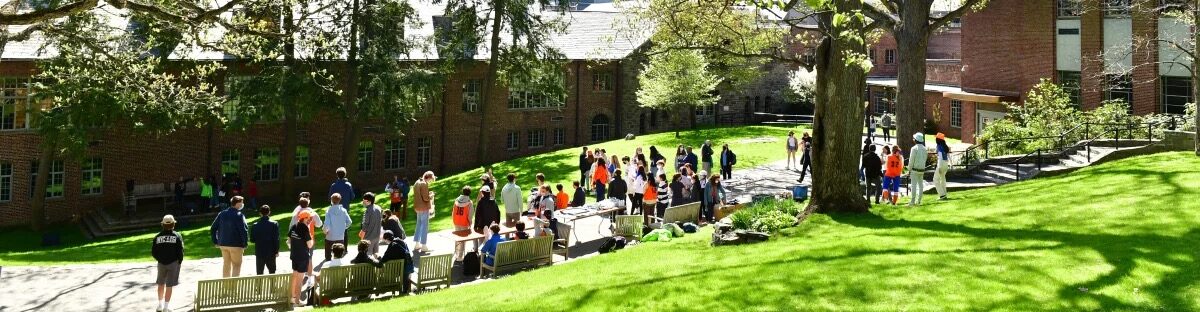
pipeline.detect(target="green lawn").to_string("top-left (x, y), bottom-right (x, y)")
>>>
top-left (0, 124), bottom-right (809, 266)
top-left (324, 152), bottom-right (1200, 311)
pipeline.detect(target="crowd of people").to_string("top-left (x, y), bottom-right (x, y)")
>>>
top-left (859, 132), bottom-right (951, 206)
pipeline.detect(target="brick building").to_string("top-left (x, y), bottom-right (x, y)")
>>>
top-left (0, 2), bottom-right (789, 226)
top-left (865, 0), bottom-right (1193, 144)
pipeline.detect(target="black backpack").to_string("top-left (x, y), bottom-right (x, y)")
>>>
top-left (599, 237), bottom-right (627, 254)
top-left (462, 252), bottom-right (481, 277)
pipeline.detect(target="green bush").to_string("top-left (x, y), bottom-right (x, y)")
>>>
top-left (750, 210), bottom-right (797, 233)
top-left (729, 199), bottom-right (801, 233)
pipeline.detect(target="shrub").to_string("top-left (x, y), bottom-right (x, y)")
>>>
top-left (750, 210), bottom-right (797, 233)
top-left (730, 209), bottom-right (756, 230)
top-left (729, 199), bottom-right (801, 233)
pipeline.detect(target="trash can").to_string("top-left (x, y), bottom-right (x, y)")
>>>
top-left (792, 185), bottom-right (808, 202)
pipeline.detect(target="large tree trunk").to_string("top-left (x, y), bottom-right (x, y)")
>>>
top-left (894, 2), bottom-right (934, 153)
top-left (341, 0), bottom-right (363, 182)
top-left (809, 1), bottom-right (870, 214)
top-left (278, 4), bottom-right (298, 201)
top-left (476, 0), bottom-right (506, 165)
top-left (30, 134), bottom-right (56, 231)
top-left (1194, 2), bottom-right (1199, 156)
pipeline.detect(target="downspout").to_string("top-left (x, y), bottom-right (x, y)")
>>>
top-left (614, 60), bottom-right (622, 135)
top-left (575, 61), bottom-right (582, 145)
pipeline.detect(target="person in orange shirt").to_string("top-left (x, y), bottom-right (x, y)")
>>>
top-left (592, 157), bottom-right (610, 202)
top-left (882, 145), bottom-right (905, 205)
top-left (554, 184), bottom-right (570, 210)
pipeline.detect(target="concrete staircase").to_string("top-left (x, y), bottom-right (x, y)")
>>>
top-left (932, 141), bottom-right (1152, 193)
top-left (81, 207), bottom-right (219, 239)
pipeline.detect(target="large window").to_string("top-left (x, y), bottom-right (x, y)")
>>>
top-left (553, 128), bottom-right (566, 146)
top-left (1058, 0), bottom-right (1082, 17)
top-left (592, 71), bottom-right (613, 92)
top-left (527, 129), bottom-right (546, 148)
top-left (885, 49), bottom-right (896, 64)
top-left (1059, 71), bottom-right (1081, 109)
top-left (462, 79), bottom-right (482, 113)
top-left (254, 148), bottom-right (280, 181)
top-left (1106, 75), bottom-right (1134, 113)
top-left (385, 139), bottom-right (406, 170)
top-left (1, 77), bottom-right (37, 130)
top-left (357, 141), bottom-right (374, 172)
top-left (417, 138), bottom-right (432, 167)
top-left (590, 114), bottom-right (610, 142)
top-left (695, 104), bottom-right (716, 117)
top-left (950, 100), bottom-right (963, 128)
top-left (295, 145), bottom-right (309, 178)
top-left (506, 131), bottom-right (519, 150)
top-left (221, 150), bottom-right (240, 175)
top-left (0, 162), bottom-right (11, 202)
top-left (81, 158), bottom-right (102, 195)
top-left (868, 49), bottom-right (876, 63)
top-left (508, 90), bottom-right (565, 110)
top-left (1103, 0), bottom-right (1130, 17)
top-left (1162, 76), bottom-right (1192, 115)
top-left (873, 89), bottom-right (893, 114)
top-left (31, 160), bottom-right (64, 198)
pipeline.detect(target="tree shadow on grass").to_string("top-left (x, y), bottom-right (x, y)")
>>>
top-left (831, 213), bottom-right (1200, 311)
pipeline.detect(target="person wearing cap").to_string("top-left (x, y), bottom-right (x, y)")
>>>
top-left (379, 230), bottom-right (414, 294)
top-left (211, 196), bottom-right (248, 278)
top-left (412, 171), bottom-right (436, 252)
top-left (934, 133), bottom-right (952, 200)
top-left (359, 192), bottom-right (384, 254)
top-left (152, 215), bottom-right (184, 312)
top-left (250, 205), bottom-right (280, 275)
top-left (474, 185), bottom-right (500, 234)
top-left (288, 210), bottom-right (314, 307)
top-left (908, 132), bottom-right (930, 206)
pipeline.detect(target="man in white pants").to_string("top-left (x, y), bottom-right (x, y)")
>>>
top-left (933, 133), bottom-right (951, 200)
top-left (907, 133), bottom-right (928, 206)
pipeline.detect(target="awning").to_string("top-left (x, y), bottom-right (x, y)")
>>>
top-left (866, 78), bottom-right (1004, 103)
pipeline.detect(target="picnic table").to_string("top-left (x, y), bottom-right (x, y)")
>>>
top-left (446, 222), bottom-right (525, 261)
top-left (555, 198), bottom-right (625, 243)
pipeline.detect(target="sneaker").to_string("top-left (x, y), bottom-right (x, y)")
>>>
top-left (162, 308), bottom-right (171, 312)
top-left (156, 304), bottom-right (163, 312)
top-left (939, 196), bottom-right (948, 200)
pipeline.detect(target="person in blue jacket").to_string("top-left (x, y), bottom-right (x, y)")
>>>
top-left (250, 205), bottom-right (280, 275)
top-left (211, 196), bottom-right (249, 278)
top-left (328, 167), bottom-right (355, 203)
top-left (719, 144), bottom-right (737, 180)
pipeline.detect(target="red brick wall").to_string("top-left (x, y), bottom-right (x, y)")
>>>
top-left (1079, 1), bottom-right (1105, 110)
top-left (927, 60), bottom-right (963, 86)
top-left (1131, 2), bottom-right (1159, 115)
top-left (962, 0), bottom-right (1055, 98)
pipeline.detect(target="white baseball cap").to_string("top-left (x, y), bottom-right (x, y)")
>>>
top-left (161, 215), bottom-right (177, 225)
top-left (480, 185), bottom-right (492, 193)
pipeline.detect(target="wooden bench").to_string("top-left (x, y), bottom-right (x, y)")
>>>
top-left (552, 223), bottom-right (572, 260)
top-left (316, 260), bottom-right (407, 304)
top-left (194, 273), bottom-right (292, 312)
top-left (613, 215), bottom-right (644, 241)
top-left (123, 181), bottom-right (201, 215)
top-left (650, 202), bottom-right (701, 227)
top-left (481, 236), bottom-right (552, 277)
top-left (413, 253), bottom-right (453, 292)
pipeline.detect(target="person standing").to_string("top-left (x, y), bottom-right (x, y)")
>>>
top-left (173, 177), bottom-right (191, 215)
top-left (452, 186), bottom-right (474, 232)
top-left (199, 176), bottom-right (213, 212)
top-left (250, 205), bottom-right (279, 275)
top-left (328, 167), bottom-right (356, 204)
top-left (648, 146), bottom-right (666, 179)
top-left (934, 133), bottom-right (951, 201)
top-left (288, 211), bottom-right (314, 307)
top-left (684, 147), bottom-right (699, 174)
top-left (324, 193), bottom-right (352, 262)
top-left (413, 171), bottom-right (436, 252)
top-left (592, 158), bottom-right (610, 202)
top-left (246, 178), bottom-right (258, 214)
top-left (578, 147), bottom-right (591, 192)
top-left (669, 173), bottom-right (685, 207)
top-left (359, 193), bottom-right (384, 254)
top-left (883, 146), bottom-right (904, 205)
top-left (397, 177), bottom-right (410, 220)
top-left (866, 114), bottom-right (876, 142)
top-left (861, 145), bottom-right (884, 204)
top-left (719, 144), bottom-right (736, 180)
top-left (210, 196), bottom-right (248, 278)
top-left (606, 170), bottom-right (627, 206)
top-left (655, 174), bottom-right (670, 219)
top-left (674, 145), bottom-right (687, 173)
top-left (785, 131), bottom-right (799, 170)
top-left (474, 186), bottom-right (500, 233)
top-left (500, 173), bottom-right (522, 226)
top-left (881, 113), bottom-right (893, 142)
top-left (701, 140), bottom-right (715, 173)
top-left (702, 175), bottom-right (726, 224)
top-left (629, 166), bottom-right (647, 214)
top-left (641, 176), bottom-right (658, 225)
top-left (798, 132), bottom-right (813, 183)
top-left (152, 215), bottom-right (184, 312)
top-left (908, 133), bottom-right (929, 206)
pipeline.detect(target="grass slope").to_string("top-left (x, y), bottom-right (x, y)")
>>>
top-left (0, 125), bottom-right (807, 265)
top-left (325, 152), bottom-right (1200, 311)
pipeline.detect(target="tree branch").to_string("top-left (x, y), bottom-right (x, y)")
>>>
top-left (860, 2), bottom-right (897, 30)
top-left (929, 0), bottom-right (986, 31)
top-left (0, 0), bottom-right (98, 25)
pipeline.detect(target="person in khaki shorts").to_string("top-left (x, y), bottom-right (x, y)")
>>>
top-left (153, 215), bottom-right (184, 312)
top-left (211, 196), bottom-right (249, 278)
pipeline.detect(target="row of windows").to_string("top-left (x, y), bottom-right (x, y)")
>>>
top-left (866, 49), bottom-right (897, 65)
top-left (0, 158), bottom-right (95, 202)
top-left (507, 128), bottom-right (567, 150)
top-left (1058, 71), bottom-right (1193, 115)
top-left (1058, 0), bottom-right (1189, 18)
top-left (218, 139), bottom-right (433, 182)
top-left (1, 77), bottom-right (51, 131)
top-left (461, 71), bottom-right (613, 113)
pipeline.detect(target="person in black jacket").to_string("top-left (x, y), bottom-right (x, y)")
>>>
top-left (701, 140), bottom-right (715, 173)
top-left (570, 181), bottom-right (586, 207)
top-left (379, 230), bottom-right (414, 294)
top-left (719, 144), bottom-right (736, 180)
top-left (606, 170), bottom-right (627, 204)
top-left (250, 205), bottom-right (280, 275)
top-left (861, 144), bottom-right (884, 204)
top-left (351, 240), bottom-right (382, 267)
top-left (578, 146), bottom-right (591, 192)
top-left (153, 215), bottom-right (184, 312)
top-left (473, 186), bottom-right (501, 234)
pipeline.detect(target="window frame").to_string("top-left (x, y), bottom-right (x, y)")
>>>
top-left (1, 77), bottom-right (37, 131)
top-left (384, 139), bottom-right (406, 170)
top-left (527, 129), bottom-right (546, 149)
top-left (462, 79), bottom-right (482, 113)
top-left (884, 49), bottom-right (896, 64)
top-left (950, 100), bottom-right (963, 128)
top-left (1058, 0), bottom-right (1082, 18)
top-left (295, 145), bottom-right (310, 178)
top-left (592, 71), bottom-right (613, 92)
top-left (254, 148), bottom-right (281, 182)
top-left (553, 127), bottom-right (566, 146)
top-left (1058, 71), bottom-right (1082, 109)
top-left (81, 158), bottom-right (103, 195)
top-left (506, 131), bottom-right (520, 151)
top-left (357, 141), bottom-right (374, 172)
top-left (417, 138), bottom-right (432, 168)
top-left (1102, 0), bottom-right (1131, 17)
top-left (31, 160), bottom-right (65, 199)
top-left (1161, 76), bottom-right (1192, 115)
top-left (221, 150), bottom-right (240, 176)
top-left (1105, 74), bottom-right (1134, 114)
top-left (590, 115), bottom-right (611, 142)
top-left (0, 162), bottom-right (12, 202)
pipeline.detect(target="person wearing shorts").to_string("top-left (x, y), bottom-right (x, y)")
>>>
top-left (883, 146), bottom-right (905, 205)
top-left (786, 131), bottom-right (799, 170)
top-left (289, 211), bottom-right (314, 306)
top-left (152, 215), bottom-right (184, 312)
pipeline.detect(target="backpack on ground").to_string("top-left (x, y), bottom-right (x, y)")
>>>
top-left (681, 222), bottom-right (699, 233)
top-left (462, 252), bottom-right (481, 277)
top-left (599, 236), bottom-right (627, 253)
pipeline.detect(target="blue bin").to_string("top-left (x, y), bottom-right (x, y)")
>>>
top-left (792, 185), bottom-right (809, 201)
